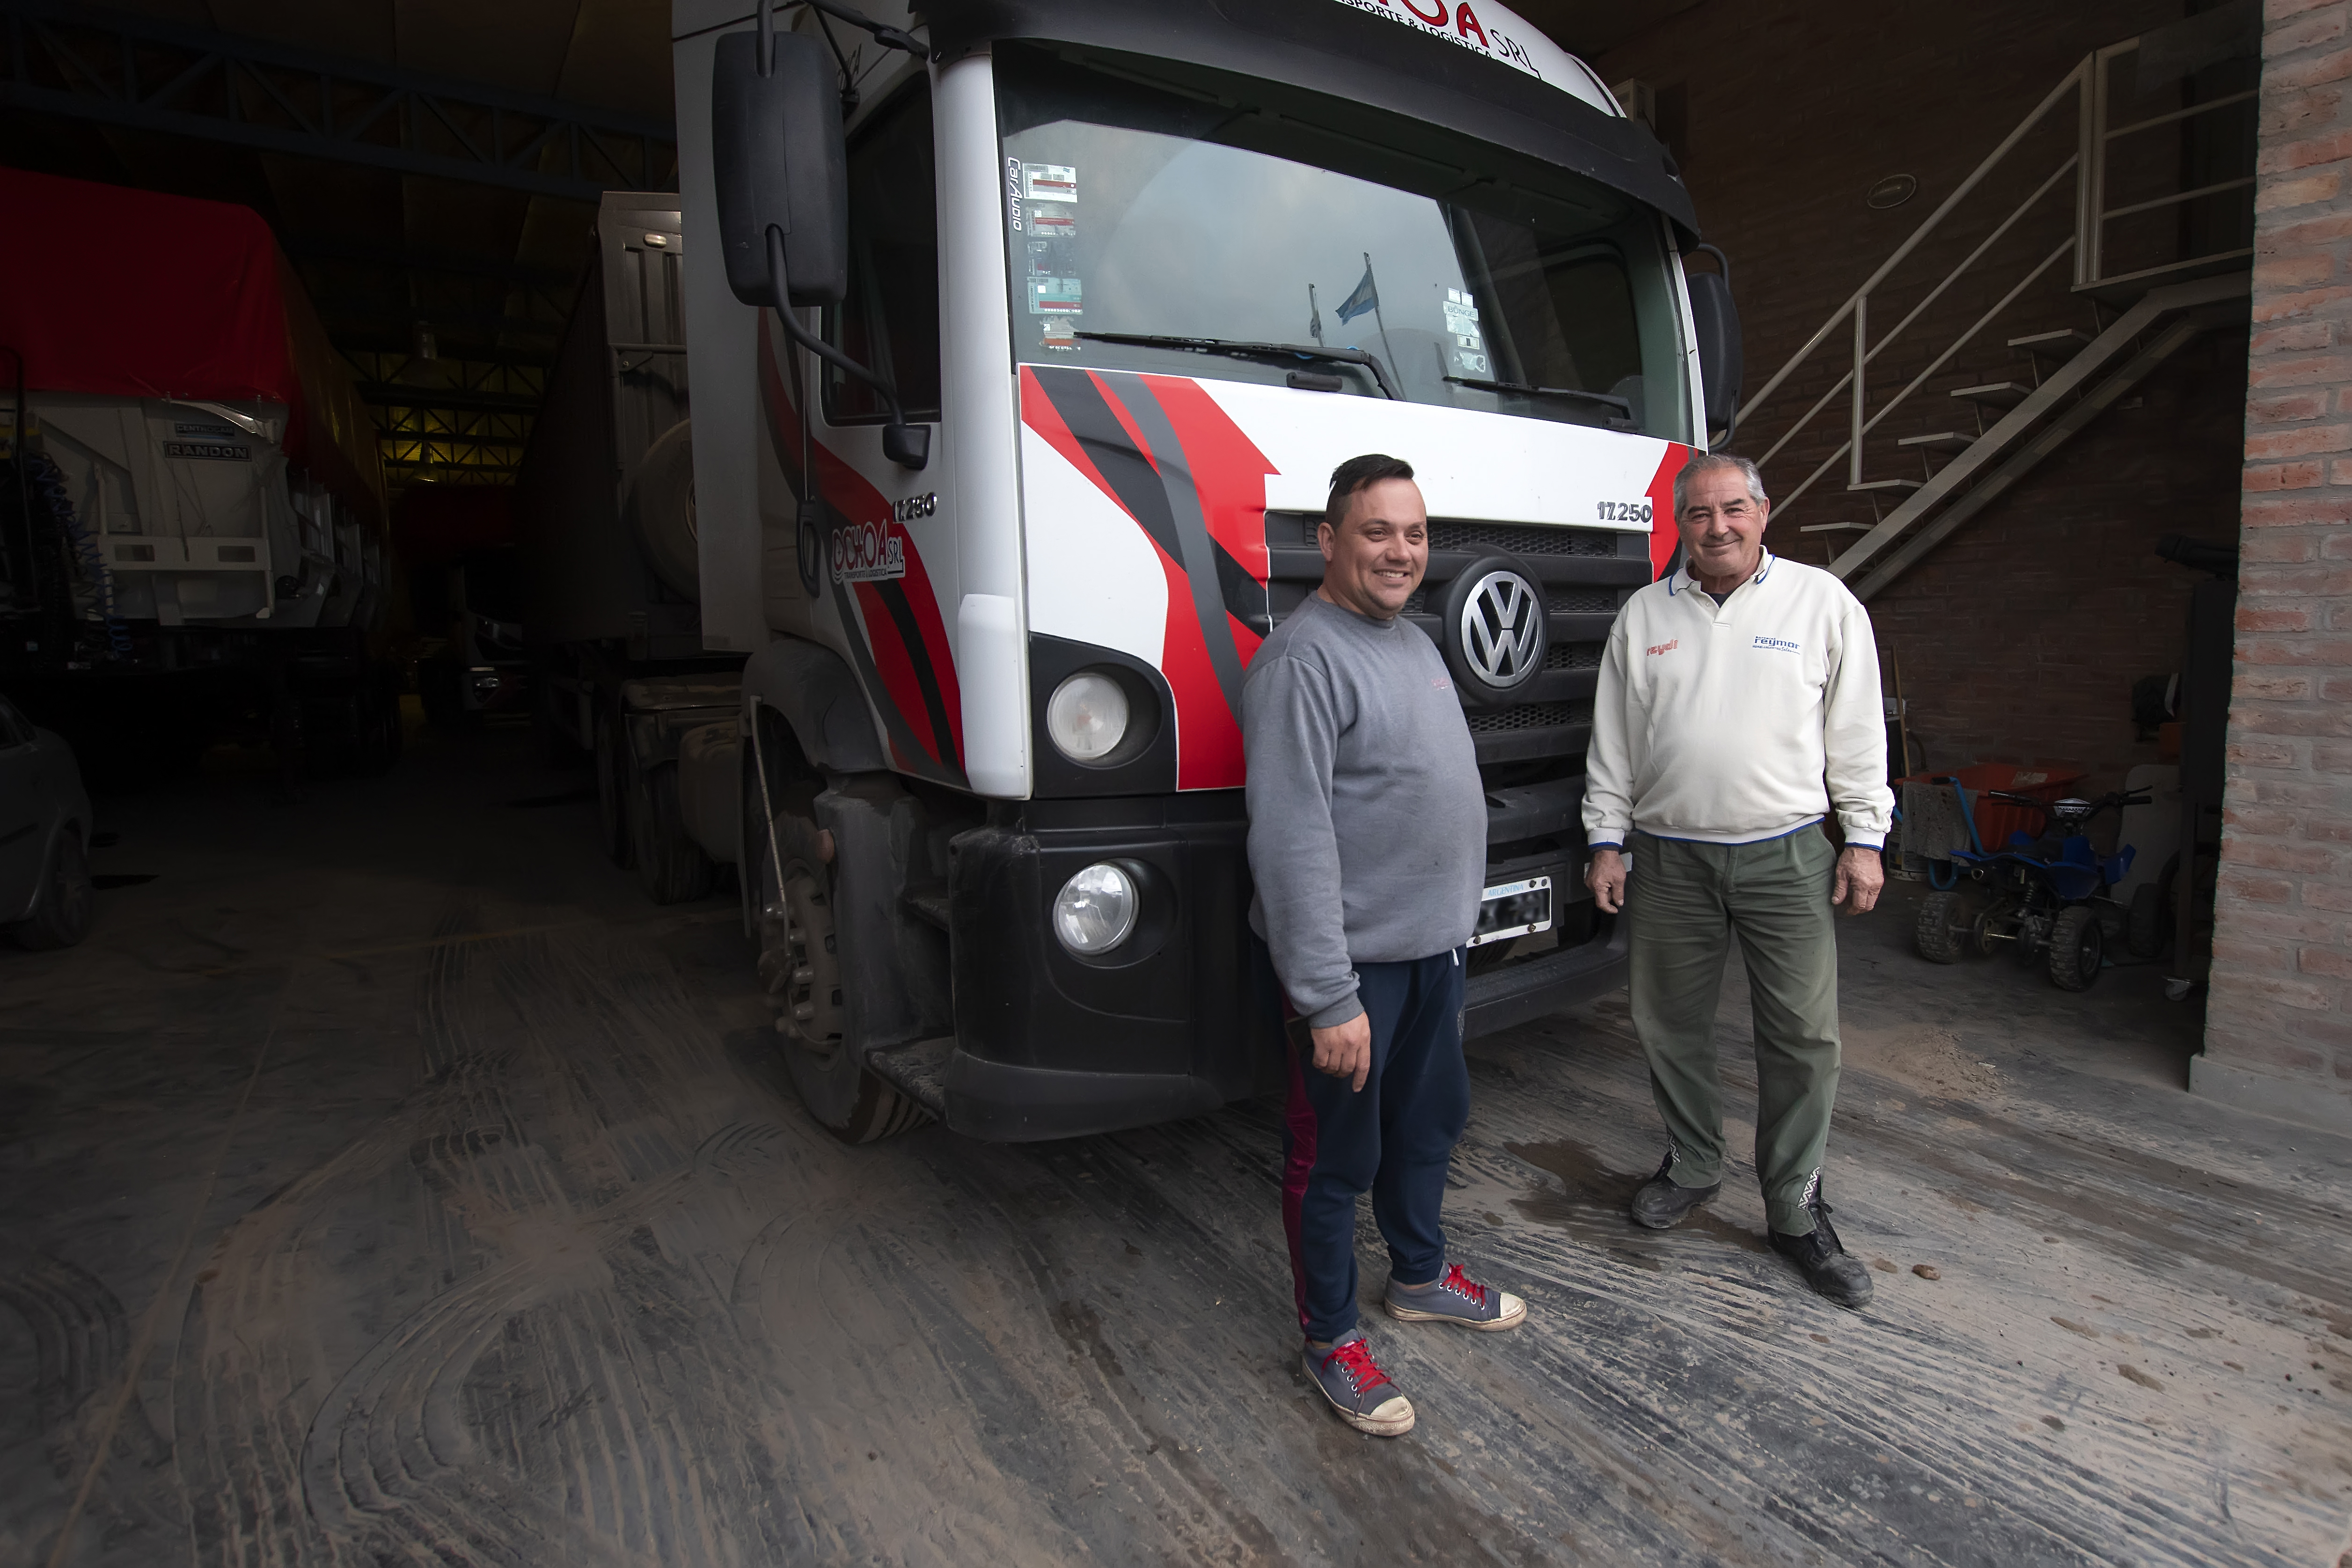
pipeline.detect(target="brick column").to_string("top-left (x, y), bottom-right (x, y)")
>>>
top-left (2198, 0), bottom-right (2352, 1131)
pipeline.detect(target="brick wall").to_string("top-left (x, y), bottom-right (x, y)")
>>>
top-left (2196, 0), bottom-right (2352, 1131)
top-left (1592, 0), bottom-right (2249, 794)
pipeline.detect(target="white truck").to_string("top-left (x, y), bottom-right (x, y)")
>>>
top-left (655, 0), bottom-right (1739, 1141)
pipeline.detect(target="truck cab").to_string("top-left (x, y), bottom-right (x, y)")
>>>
top-left (668, 0), bottom-right (1722, 1141)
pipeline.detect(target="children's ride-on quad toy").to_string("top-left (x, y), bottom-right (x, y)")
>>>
top-left (1913, 785), bottom-right (2149, 991)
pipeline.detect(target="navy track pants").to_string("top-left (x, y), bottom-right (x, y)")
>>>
top-left (1254, 938), bottom-right (1470, 1344)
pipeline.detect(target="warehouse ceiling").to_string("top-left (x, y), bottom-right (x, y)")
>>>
top-left (0, 0), bottom-right (1692, 491)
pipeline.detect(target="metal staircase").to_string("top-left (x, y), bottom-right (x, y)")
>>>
top-left (1738, 23), bottom-right (2257, 601)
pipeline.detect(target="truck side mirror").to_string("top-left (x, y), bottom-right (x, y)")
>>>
top-left (1686, 244), bottom-right (1744, 443)
top-left (883, 423), bottom-right (930, 470)
top-left (711, 28), bottom-right (848, 308)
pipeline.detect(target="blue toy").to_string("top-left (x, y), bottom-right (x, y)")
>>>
top-left (1912, 783), bottom-right (2150, 990)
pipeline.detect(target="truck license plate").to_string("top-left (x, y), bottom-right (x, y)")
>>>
top-left (1469, 876), bottom-right (1552, 949)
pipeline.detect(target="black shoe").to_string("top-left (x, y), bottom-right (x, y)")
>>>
top-left (1770, 1197), bottom-right (1874, 1309)
top-left (1630, 1155), bottom-right (1721, 1230)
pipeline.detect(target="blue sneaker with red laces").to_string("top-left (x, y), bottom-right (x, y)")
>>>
top-left (1302, 1329), bottom-right (1414, 1436)
top-left (1383, 1262), bottom-right (1527, 1331)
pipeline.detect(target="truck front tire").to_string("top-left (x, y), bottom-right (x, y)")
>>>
top-left (741, 732), bottom-right (928, 1144)
top-left (758, 847), bottom-right (928, 1143)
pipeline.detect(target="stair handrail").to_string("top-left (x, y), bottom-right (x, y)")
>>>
top-left (1742, 55), bottom-right (2091, 436)
top-left (1741, 30), bottom-right (2254, 527)
top-left (1739, 57), bottom-right (2092, 521)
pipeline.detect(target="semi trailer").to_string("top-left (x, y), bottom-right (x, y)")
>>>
top-left (0, 169), bottom-right (401, 781)
top-left (650, 0), bottom-right (1739, 1142)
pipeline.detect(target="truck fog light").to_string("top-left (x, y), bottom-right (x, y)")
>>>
top-left (1047, 671), bottom-right (1128, 762)
top-left (1053, 862), bottom-right (1138, 954)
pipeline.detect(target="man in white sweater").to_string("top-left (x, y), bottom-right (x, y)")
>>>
top-left (1582, 452), bottom-right (1892, 1309)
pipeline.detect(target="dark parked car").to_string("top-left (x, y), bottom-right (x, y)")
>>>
top-left (0, 693), bottom-right (95, 948)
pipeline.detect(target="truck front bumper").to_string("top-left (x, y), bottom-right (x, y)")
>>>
top-left (937, 790), bottom-right (1626, 1142)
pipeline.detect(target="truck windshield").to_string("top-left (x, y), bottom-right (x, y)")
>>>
top-left (995, 43), bottom-right (1692, 441)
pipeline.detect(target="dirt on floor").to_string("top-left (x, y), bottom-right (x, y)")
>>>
top-left (2, 719), bottom-right (2348, 1567)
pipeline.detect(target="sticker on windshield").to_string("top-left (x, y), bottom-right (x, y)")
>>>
top-left (1040, 319), bottom-right (1079, 352)
top-left (1030, 277), bottom-right (1083, 314)
top-left (1021, 164), bottom-right (1078, 204)
top-left (1029, 210), bottom-right (1076, 238)
top-left (1444, 288), bottom-right (1491, 376)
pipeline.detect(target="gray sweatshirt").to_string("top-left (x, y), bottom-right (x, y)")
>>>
top-left (1243, 592), bottom-right (1486, 1027)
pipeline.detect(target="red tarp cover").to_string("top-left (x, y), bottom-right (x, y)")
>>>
top-left (0, 166), bottom-right (388, 528)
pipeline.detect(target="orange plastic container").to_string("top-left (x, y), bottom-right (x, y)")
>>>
top-left (1897, 763), bottom-right (2087, 852)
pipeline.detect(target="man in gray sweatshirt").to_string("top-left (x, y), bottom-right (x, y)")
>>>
top-left (1245, 453), bottom-right (1526, 1440)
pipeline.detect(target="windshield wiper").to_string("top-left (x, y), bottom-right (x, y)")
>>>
top-left (1075, 332), bottom-right (1398, 400)
top-left (1445, 374), bottom-right (1632, 416)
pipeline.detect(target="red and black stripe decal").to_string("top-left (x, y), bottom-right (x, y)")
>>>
top-left (1644, 442), bottom-right (1693, 581)
top-left (1021, 366), bottom-right (1275, 790)
top-left (758, 313), bottom-right (965, 785)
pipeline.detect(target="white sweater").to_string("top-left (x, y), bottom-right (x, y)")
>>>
top-left (1582, 551), bottom-right (1894, 850)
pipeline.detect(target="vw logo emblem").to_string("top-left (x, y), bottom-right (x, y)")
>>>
top-left (1458, 569), bottom-right (1543, 687)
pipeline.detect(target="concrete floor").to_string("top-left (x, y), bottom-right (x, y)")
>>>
top-left (4, 715), bottom-right (2349, 1568)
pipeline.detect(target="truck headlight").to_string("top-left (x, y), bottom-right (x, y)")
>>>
top-left (1047, 671), bottom-right (1128, 762)
top-left (1053, 862), bottom-right (1138, 954)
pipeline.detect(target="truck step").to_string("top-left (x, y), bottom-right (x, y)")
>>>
top-left (867, 1036), bottom-right (953, 1117)
top-left (1896, 431), bottom-right (1974, 452)
top-left (902, 885), bottom-right (952, 931)
top-left (1798, 521), bottom-right (1873, 533)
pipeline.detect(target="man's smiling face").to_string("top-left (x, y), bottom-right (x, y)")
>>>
top-left (1319, 477), bottom-right (1429, 620)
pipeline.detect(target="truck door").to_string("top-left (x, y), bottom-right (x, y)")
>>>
top-left (805, 77), bottom-right (960, 786)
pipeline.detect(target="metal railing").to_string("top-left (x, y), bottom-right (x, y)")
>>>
top-left (1741, 35), bottom-right (2254, 523)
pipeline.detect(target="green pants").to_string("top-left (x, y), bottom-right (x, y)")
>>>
top-left (1626, 828), bottom-right (1842, 1236)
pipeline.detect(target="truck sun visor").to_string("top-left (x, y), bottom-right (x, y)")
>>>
top-left (920, 0), bottom-right (1697, 240)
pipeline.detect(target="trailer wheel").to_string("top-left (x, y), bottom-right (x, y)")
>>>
top-left (593, 707), bottom-right (633, 869)
top-left (1914, 890), bottom-right (1964, 963)
top-left (2048, 906), bottom-right (2103, 991)
top-left (11, 830), bottom-right (95, 950)
top-left (630, 762), bottom-right (714, 904)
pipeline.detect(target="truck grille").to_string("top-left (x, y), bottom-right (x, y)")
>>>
top-left (1429, 521), bottom-right (1620, 556)
top-left (1402, 584), bottom-right (1618, 616)
top-left (1260, 513), bottom-right (1648, 769)
top-left (1466, 700), bottom-right (1592, 733)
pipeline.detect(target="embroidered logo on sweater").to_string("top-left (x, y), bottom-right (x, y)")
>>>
top-left (1751, 635), bottom-right (1800, 653)
top-left (1646, 638), bottom-right (1678, 657)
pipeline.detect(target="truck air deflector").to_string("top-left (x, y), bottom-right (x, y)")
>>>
top-left (921, 0), bottom-right (1697, 239)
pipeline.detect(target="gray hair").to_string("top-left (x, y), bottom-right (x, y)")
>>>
top-left (1672, 452), bottom-right (1768, 515)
